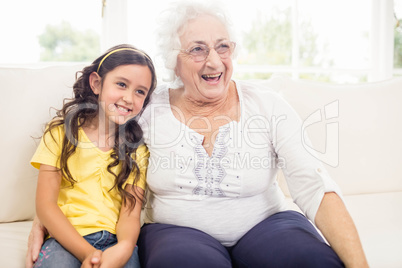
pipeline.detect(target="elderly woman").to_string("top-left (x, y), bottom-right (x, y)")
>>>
top-left (136, 2), bottom-right (368, 268)
top-left (27, 1), bottom-right (368, 267)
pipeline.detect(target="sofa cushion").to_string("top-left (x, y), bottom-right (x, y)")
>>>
top-left (0, 220), bottom-right (33, 268)
top-left (0, 65), bottom-right (85, 223)
top-left (343, 191), bottom-right (402, 267)
top-left (266, 75), bottom-right (402, 196)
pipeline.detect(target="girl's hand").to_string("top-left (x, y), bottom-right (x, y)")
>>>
top-left (81, 249), bottom-right (102, 268)
top-left (99, 242), bottom-right (134, 268)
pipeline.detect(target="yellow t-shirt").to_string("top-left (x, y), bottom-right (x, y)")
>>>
top-left (31, 125), bottom-right (149, 236)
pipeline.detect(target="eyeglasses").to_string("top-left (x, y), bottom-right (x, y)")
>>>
top-left (179, 41), bottom-right (236, 62)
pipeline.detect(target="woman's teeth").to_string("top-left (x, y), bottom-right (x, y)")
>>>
top-left (202, 73), bottom-right (222, 80)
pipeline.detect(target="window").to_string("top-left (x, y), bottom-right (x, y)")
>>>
top-left (0, 0), bottom-right (399, 83)
top-left (0, 0), bottom-right (101, 66)
top-left (126, 0), bottom-right (393, 83)
top-left (394, 0), bottom-right (402, 76)
top-left (233, 0), bottom-right (371, 83)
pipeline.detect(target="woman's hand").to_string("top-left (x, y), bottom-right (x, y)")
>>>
top-left (315, 192), bottom-right (369, 268)
top-left (25, 216), bottom-right (48, 268)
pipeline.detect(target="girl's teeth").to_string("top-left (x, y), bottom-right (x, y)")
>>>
top-left (116, 105), bottom-right (129, 112)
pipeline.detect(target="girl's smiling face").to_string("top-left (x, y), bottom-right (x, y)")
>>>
top-left (90, 64), bottom-right (153, 126)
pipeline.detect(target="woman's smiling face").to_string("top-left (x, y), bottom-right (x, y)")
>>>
top-left (175, 14), bottom-right (234, 102)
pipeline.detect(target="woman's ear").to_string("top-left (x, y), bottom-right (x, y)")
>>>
top-left (89, 72), bottom-right (101, 95)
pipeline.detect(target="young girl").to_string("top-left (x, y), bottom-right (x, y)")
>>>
top-left (31, 44), bottom-right (157, 267)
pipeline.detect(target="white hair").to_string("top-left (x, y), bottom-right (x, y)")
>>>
top-left (155, 0), bottom-right (238, 89)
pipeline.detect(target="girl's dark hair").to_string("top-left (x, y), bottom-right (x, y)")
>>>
top-left (44, 44), bottom-right (157, 210)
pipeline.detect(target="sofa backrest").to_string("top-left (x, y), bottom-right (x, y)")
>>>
top-left (0, 65), bottom-right (401, 223)
top-left (0, 65), bottom-right (85, 223)
top-left (265, 75), bottom-right (402, 196)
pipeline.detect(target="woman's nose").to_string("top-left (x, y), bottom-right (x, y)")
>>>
top-left (205, 48), bottom-right (222, 65)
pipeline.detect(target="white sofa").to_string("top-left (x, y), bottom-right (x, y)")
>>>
top-left (0, 65), bottom-right (401, 268)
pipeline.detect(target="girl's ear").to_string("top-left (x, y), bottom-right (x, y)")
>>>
top-left (89, 72), bottom-right (101, 95)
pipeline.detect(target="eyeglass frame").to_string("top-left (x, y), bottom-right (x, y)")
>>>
top-left (177, 41), bottom-right (236, 62)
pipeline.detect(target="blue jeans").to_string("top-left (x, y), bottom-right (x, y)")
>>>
top-left (138, 211), bottom-right (344, 268)
top-left (34, 230), bottom-right (140, 268)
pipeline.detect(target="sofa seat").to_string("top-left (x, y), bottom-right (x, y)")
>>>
top-left (1, 191), bottom-right (401, 268)
top-left (343, 191), bottom-right (402, 268)
top-left (282, 190), bottom-right (402, 267)
top-left (0, 221), bottom-right (33, 268)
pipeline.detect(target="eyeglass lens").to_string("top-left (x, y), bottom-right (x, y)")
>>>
top-left (190, 42), bottom-right (234, 61)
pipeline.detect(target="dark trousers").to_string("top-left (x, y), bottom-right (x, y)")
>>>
top-left (138, 210), bottom-right (344, 268)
